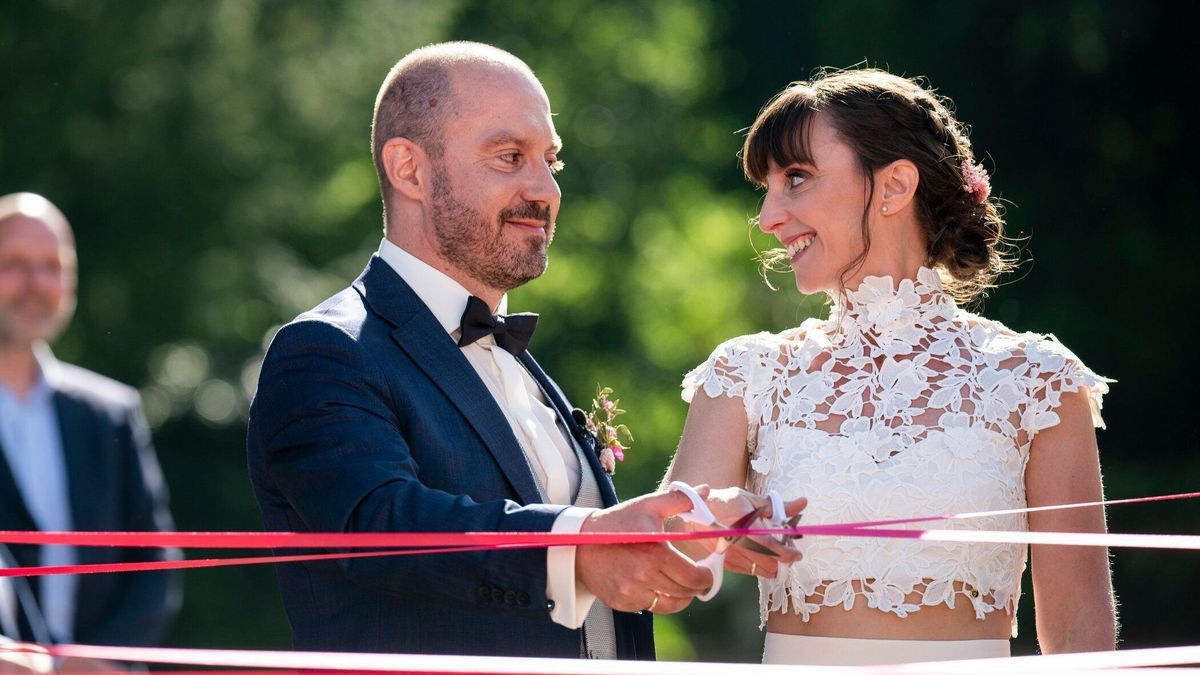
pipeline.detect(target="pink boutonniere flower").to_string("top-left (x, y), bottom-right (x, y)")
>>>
top-left (582, 386), bottom-right (632, 476)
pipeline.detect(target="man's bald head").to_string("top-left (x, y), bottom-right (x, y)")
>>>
top-left (0, 193), bottom-right (78, 348)
top-left (0, 192), bottom-right (75, 248)
top-left (370, 42), bottom-right (542, 213)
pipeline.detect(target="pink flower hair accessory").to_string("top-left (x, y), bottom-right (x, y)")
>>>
top-left (960, 159), bottom-right (991, 205)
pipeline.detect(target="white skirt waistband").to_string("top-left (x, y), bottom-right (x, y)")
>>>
top-left (762, 633), bottom-right (1010, 666)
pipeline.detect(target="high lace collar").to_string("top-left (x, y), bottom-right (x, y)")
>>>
top-left (829, 267), bottom-right (957, 344)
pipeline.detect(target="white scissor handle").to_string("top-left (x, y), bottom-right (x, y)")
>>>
top-left (667, 481), bottom-right (722, 601)
top-left (667, 481), bottom-right (717, 525)
top-left (767, 490), bottom-right (785, 527)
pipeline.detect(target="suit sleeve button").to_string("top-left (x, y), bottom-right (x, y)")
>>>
top-left (504, 590), bottom-right (516, 605)
top-left (491, 589), bottom-right (504, 603)
top-left (518, 592), bottom-right (530, 607)
top-left (478, 586), bottom-right (491, 601)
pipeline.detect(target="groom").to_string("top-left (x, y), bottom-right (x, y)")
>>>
top-left (247, 42), bottom-right (799, 660)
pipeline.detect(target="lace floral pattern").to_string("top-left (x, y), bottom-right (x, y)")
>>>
top-left (681, 268), bottom-right (1111, 634)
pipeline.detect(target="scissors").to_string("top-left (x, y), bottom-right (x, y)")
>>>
top-left (724, 502), bottom-right (804, 556)
top-left (668, 482), bottom-right (803, 600)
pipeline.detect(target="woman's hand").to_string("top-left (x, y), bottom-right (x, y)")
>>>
top-left (666, 485), bottom-right (807, 578)
top-left (702, 487), bottom-right (807, 579)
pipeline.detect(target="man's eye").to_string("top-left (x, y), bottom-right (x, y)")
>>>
top-left (501, 152), bottom-right (522, 164)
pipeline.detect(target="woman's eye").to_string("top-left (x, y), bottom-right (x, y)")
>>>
top-left (787, 171), bottom-right (808, 188)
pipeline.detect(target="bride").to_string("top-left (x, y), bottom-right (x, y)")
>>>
top-left (663, 68), bottom-right (1116, 665)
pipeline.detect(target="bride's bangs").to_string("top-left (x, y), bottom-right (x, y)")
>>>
top-left (741, 86), bottom-right (818, 188)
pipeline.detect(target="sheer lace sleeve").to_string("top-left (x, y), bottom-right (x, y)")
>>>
top-left (681, 334), bottom-right (763, 404)
top-left (681, 329), bottom-right (782, 398)
top-left (681, 332), bottom-right (781, 453)
top-left (1023, 334), bottom-right (1114, 435)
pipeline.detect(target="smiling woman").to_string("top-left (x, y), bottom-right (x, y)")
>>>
top-left (742, 68), bottom-right (1014, 305)
top-left (662, 68), bottom-right (1116, 666)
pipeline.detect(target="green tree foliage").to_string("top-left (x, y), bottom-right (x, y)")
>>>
top-left (2, 0), bottom-right (1195, 659)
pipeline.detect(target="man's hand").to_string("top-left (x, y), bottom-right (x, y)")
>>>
top-left (576, 487), bottom-right (716, 614)
top-left (0, 640), bottom-right (52, 674)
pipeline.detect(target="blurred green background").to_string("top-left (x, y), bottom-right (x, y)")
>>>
top-left (2, 0), bottom-right (1196, 661)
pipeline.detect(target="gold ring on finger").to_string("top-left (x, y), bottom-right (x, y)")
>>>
top-left (648, 593), bottom-right (659, 612)
top-left (751, 562), bottom-right (757, 576)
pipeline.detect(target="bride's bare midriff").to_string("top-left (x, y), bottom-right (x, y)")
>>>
top-left (766, 594), bottom-right (1012, 640)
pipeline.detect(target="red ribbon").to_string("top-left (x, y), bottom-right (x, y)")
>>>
top-left (1, 490), bottom-right (1196, 578)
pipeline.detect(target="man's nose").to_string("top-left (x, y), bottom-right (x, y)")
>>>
top-left (521, 162), bottom-right (561, 210)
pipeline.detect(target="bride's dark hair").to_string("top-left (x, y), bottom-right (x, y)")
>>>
top-left (741, 68), bottom-right (1015, 304)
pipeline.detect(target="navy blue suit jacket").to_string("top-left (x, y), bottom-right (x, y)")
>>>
top-left (246, 256), bottom-right (654, 658)
top-left (0, 364), bottom-right (181, 646)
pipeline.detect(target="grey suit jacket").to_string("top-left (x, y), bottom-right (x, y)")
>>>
top-left (0, 363), bottom-right (181, 645)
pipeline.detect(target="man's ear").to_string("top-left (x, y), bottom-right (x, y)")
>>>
top-left (879, 159), bottom-right (919, 214)
top-left (381, 138), bottom-right (427, 202)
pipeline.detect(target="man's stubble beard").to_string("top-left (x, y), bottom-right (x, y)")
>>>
top-left (0, 294), bottom-right (74, 348)
top-left (430, 163), bottom-right (552, 293)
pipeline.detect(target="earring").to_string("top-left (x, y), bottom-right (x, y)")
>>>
top-left (881, 206), bottom-right (889, 213)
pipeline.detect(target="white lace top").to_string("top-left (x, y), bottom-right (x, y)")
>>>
top-left (682, 268), bottom-right (1111, 634)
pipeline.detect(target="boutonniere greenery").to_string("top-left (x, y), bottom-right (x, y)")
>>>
top-left (580, 386), bottom-right (632, 476)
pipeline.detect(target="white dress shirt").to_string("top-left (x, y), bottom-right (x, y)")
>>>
top-left (0, 564), bottom-right (17, 639)
top-left (377, 239), bottom-right (599, 629)
top-left (0, 345), bottom-right (77, 642)
top-left (0, 551), bottom-right (53, 670)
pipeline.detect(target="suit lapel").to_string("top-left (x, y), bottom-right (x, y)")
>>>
top-left (0, 444), bottom-right (36, 533)
top-left (53, 390), bottom-right (98, 539)
top-left (353, 257), bottom-right (544, 505)
top-left (518, 352), bottom-right (619, 508)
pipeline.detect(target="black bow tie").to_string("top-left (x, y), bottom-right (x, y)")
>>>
top-left (457, 295), bottom-right (539, 355)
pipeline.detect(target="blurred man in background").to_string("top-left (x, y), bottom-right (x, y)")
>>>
top-left (0, 192), bottom-right (180, 647)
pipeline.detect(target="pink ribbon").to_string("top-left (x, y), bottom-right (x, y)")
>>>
top-left (1, 490), bottom-right (1196, 578)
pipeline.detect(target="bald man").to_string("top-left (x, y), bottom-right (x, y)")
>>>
top-left (0, 193), bottom-right (180, 647)
top-left (246, 42), bottom-right (803, 660)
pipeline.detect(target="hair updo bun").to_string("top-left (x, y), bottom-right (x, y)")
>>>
top-left (741, 67), bottom-right (1016, 303)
